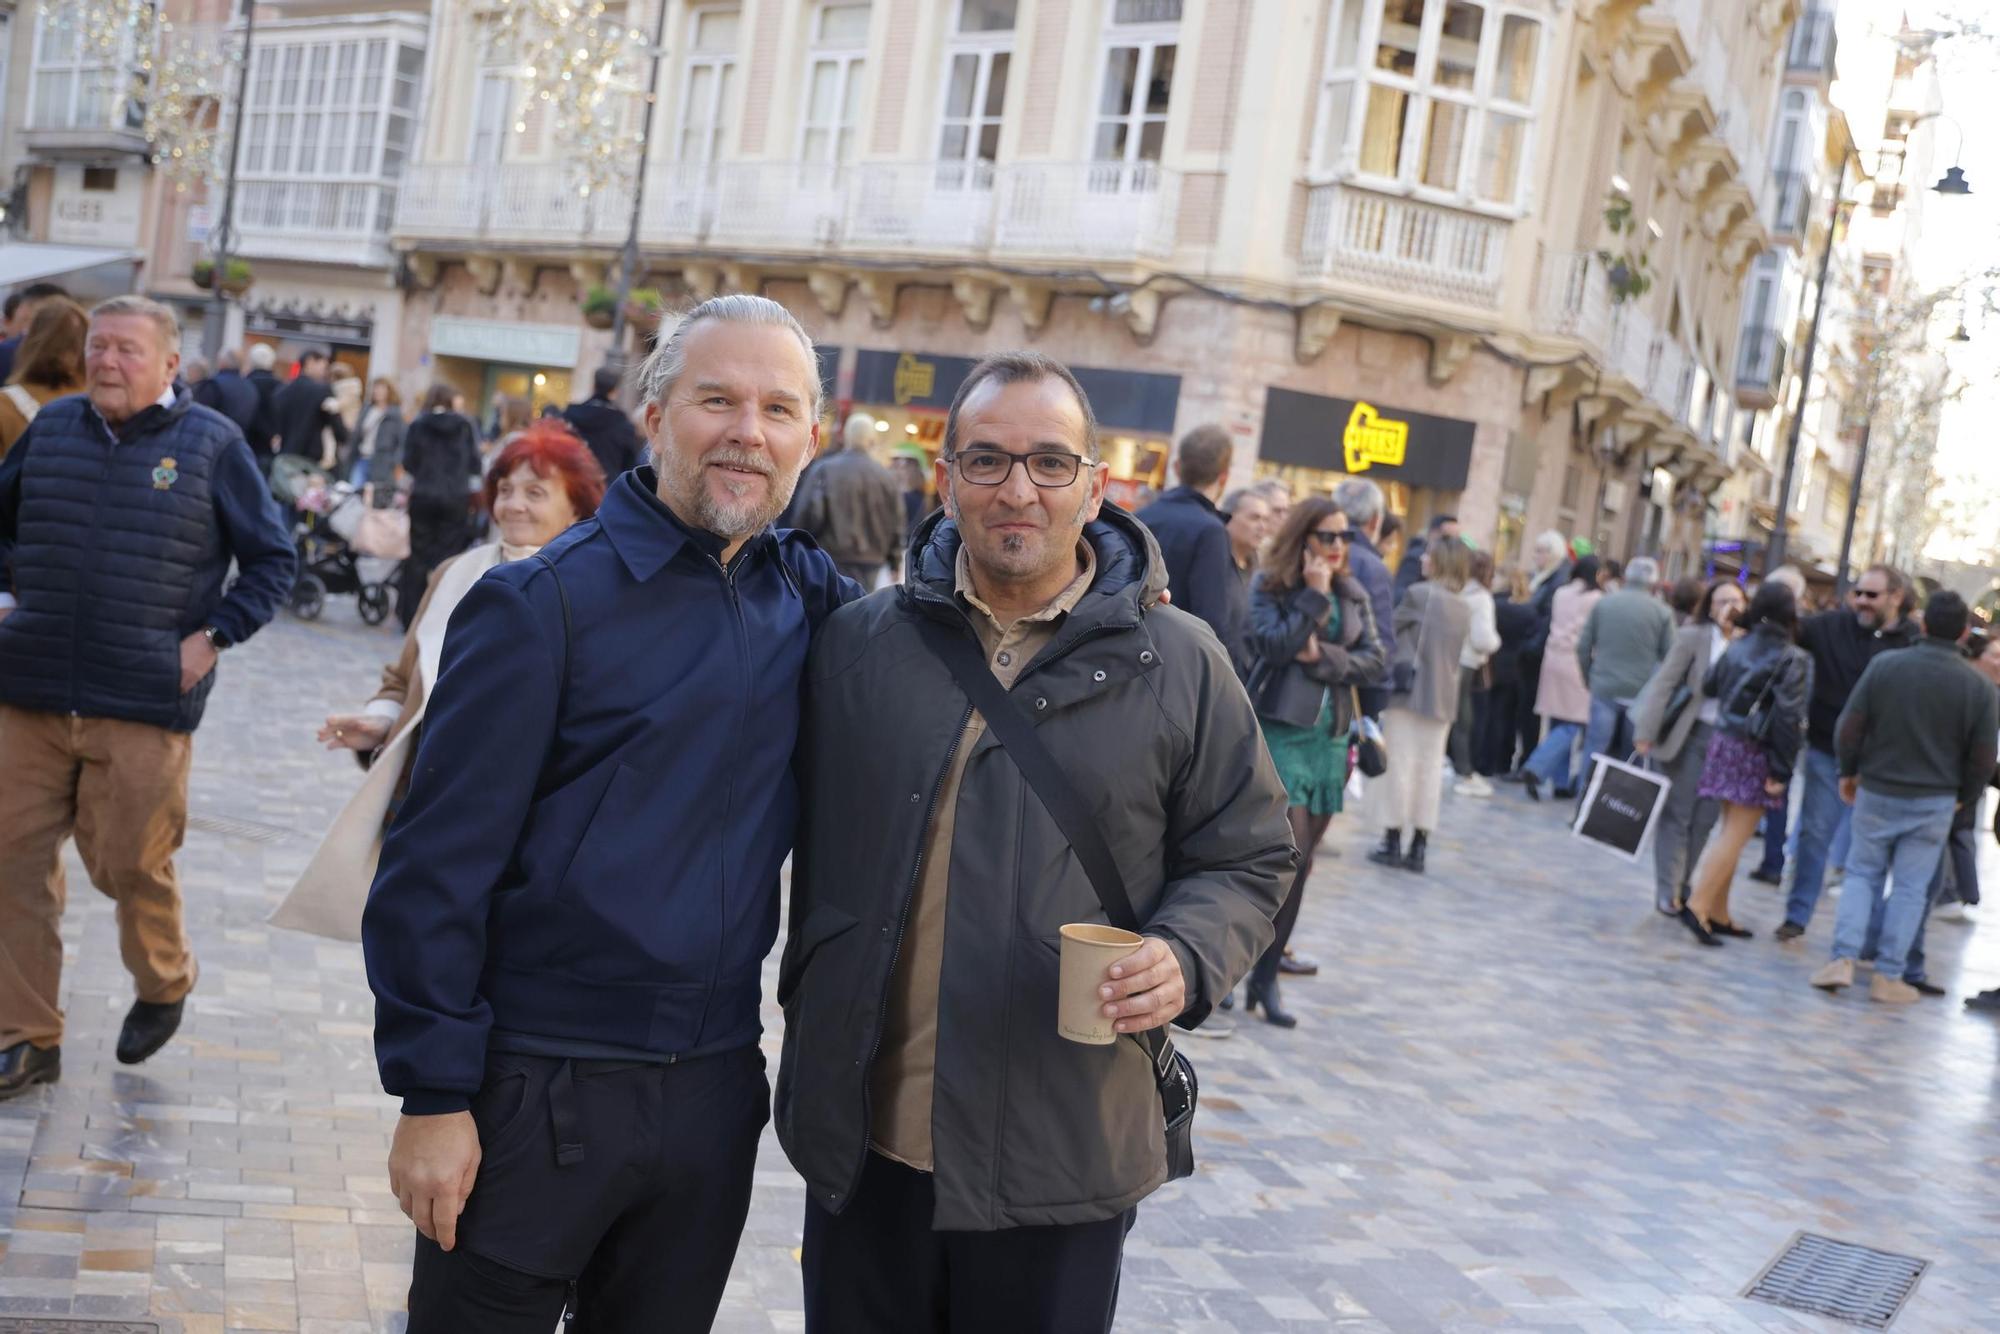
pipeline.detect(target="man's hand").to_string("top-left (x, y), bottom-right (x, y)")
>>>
top-left (1763, 778), bottom-right (1785, 798)
top-left (388, 1111), bottom-right (481, 1251)
top-left (1633, 740), bottom-right (1652, 758)
top-left (1839, 775), bottom-right (1859, 805)
top-left (178, 632), bottom-right (219, 693)
top-left (318, 712), bottom-right (392, 752)
top-left (1099, 936), bottom-right (1187, 1035)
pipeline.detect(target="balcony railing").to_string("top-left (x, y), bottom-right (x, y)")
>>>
top-left (1299, 184), bottom-right (1507, 307)
top-left (1769, 170), bottom-right (1810, 238)
top-left (1535, 249), bottom-right (1615, 353)
top-left (392, 159), bottom-right (1181, 264)
top-left (232, 180), bottom-right (399, 267)
top-left (1787, 10), bottom-right (1836, 74)
top-left (1735, 326), bottom-right (1786, 407)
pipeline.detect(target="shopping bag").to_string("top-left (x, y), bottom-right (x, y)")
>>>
top-left (353, 506), bottom-right (412, 560)
top-left (1571, 753), bottom-right (1670, 863)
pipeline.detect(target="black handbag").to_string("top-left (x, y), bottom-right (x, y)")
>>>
top-left (1348, 686), bottom-right (1387, 777)
top-left (917, 618), bottom-right (1198, 1182)
top-left (1658, 683), bottom-right (1695, 738)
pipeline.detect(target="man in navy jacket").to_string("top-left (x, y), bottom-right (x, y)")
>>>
top-left (0, 296), bottom-right (294, 1097)
top-left (1135, 423), bottom-right (1242, 664)
top-left (362, 295), bottom-right (859, 1331)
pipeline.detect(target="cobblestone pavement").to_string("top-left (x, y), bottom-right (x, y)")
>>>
top-left (4, 602), bottom-right (1999, 1333)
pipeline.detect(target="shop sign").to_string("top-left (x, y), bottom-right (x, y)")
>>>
top-left (48, 165), bottom-right (144, 247)
top-left (853, 348), bottom-right (1180, 433)
top-left (247, 310), bottom-right (374, 345)
top-left (1259, 386), bottom-right (1475, 491)
top-left (430, 315), bottom-right (579, 368)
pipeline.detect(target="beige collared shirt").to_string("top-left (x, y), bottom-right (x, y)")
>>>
top-left (868, 540), bottom-right (1098, 1173)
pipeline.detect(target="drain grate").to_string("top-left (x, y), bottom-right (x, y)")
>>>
top-left (187, 812), bottom-right (300, 845)
top-left (1743, 1231), bottom-right (1928, 1329)
top-left (0, 1322), bottom-right (159, 1333)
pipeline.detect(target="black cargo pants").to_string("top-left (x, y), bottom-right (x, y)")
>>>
top-left (406, 1046), bottom-right (767, 1333)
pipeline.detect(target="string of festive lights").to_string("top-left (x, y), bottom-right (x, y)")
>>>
top-left (142, 23), bottom-right (231, 192)
top-left (481, 0), bottom-right (647, 198)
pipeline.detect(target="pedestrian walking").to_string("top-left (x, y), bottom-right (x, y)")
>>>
top-left (354, 378), bottom-right (406, 504)
top-left (562, 363), bottom-right (644, 480)
top-left (1242, 498), bottom-right (1385, 1024)
top-left (1632, 578), bottom-right (1745, 916)
top-left (275, 421), bottom-right (605, 941)
top-left (1769, 565), bottom-right (1919, 937)
top-left (1476, 566), bottom-right (1538, 777)
top-left (1220, 485), bottom-right (1277, 679)
top-left (778, 350), bottom-right (1289, 1332)
top-left (1368, 537), bottom-right (1475, 874)
top-left (244, 343), bottom-right (283, 464)
top-left (362, 295), bottom-right (858, 1331)
top-left (1960, 634), bottom-right (2000, 1014)
top-left (0, 296), bottom-right (295, 1098)
top-left (1520, 555), bottom-right (1603, 800)
top-left (0, 282), bottom-right (69, 384)
top-left (891, 445), bottom-right (932, 537)
top-left (1749, 566), bottom-right (1813, 885)
top-left (1677, 581), bottom-right (1811, 947)
top-left (1508, 531), bottom-right (1573, 779)
top-left (1249, 477), bottom-right (1293, 529)
top-left (0, 297), bottom-right (87, 456)
top-left (191, 348), bottom-right (261, 442)
top-left (394, 386), bottom-right (483, 629)
top-left (1136, 423), bottom-right (1242, 662)
top-left (1449, 547), bottom-right (1501, 797)
top-left (789, 410), bottom-right (906, 588)
top-left (1575, 554), bottom-right (1675, 780)
top-left (1332, 478), bottom-right (1398, 718)
top-left (272, 347), bottom-right (350, 463)
top-left (1392, 513), bottom-right (1460, 602)
top-left (1811, 591), bottom-right (1997, 1001)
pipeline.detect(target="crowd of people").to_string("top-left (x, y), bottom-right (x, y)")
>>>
top-left (1, 282), bottom-right (1997, 1332)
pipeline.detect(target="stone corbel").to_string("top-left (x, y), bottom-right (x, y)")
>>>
top-left (1122, 287), bottom-right (1163, 343)
top-left (405, 255), bottom-right (439, 289)
top-left (1294, 304), bottom-right (1341, 364)
top-left (720, 263), bottom-right (761, 295)
top-left (465, 256), bottom-right (502, 296)
top-left (1608, 42), bottom-right (1653, 98)
top-left (952, 276), bottom-right (998, 331)
top-left (680, 262), bottom-right (721, 301)
top-left (1006, 278), bottom-right (1054, 333)
top-left (1576, 393), bottom-right (1628, 437)
top-left (503, 258), bottom-right (538, 294)
top-left (806, 269), bottom-right (849, 318)
top-left (1610, 419), bottom-right (1653, 465)
top-left (1428, 332), bottom-right (1476, 387)
top-left (567, 259), bottom-right (605, 292)
top-left (856, 274), bottom-right (898, 327)
top-left (1523, 363), bottom-right (1569, 406)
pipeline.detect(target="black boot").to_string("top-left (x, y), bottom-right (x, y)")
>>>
top-left (1367, 829), bottom-right (1403, 868)
top-left (1403, 830), bottom-right (1429, 874)
top-left (117, 997), bottom-right (185, 1066)
top-left (0, 1040), bottom-right (60, 1100)
top-left (1244, 975), bottom-right (1298, 1029)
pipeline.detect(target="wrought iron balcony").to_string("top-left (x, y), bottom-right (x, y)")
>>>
top-left (1735, 326), bottom-right (1786, 409)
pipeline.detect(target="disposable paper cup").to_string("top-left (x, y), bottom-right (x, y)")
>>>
top-left (1058, 923), bottom-right (1144, 1045)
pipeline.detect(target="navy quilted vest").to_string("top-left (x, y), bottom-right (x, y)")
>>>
top-left (0, 392), bottom-right (245, 731)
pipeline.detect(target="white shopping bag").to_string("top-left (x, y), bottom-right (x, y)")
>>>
top-left (1571, 752), bottom-right (1671, 863)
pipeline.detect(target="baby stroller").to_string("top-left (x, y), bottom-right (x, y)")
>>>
top-left (270, 456), bottom-right (406, 623)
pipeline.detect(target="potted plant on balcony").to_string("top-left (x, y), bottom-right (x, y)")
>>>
top-left (1597, 194), bottom-right (1653, 305)
top-left (191, 258), bottom-right (214, 290)
top-left (623, 288), bottom-right (664, 339)
top-left (581, 285), bottom-right (618, 330)
top-left (217, 259), bottom-right (254, 296)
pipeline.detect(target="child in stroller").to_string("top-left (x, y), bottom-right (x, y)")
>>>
top-left (269, 456), bottom-right (406, 623)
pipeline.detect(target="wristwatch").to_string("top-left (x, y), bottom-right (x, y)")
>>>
top-left (202, 625), bottom-right (233, 651)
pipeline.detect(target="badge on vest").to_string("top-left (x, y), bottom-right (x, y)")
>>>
top-left (152, 457), bottom-right (179, 490)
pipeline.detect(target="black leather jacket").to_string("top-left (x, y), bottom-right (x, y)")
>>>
top-left (1244, 572), bottom-right (1387, 730)
top-left (1704, 623), bottom-right (1813, 783)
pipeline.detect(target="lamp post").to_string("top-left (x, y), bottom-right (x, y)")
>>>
top-left (201, 2), bottom-right (256, 363)
top-left (608, 0), bottom-right (669, 352)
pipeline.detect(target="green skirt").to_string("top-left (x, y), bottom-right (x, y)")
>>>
top-left (1260, 694), bottom-right (1350, 817)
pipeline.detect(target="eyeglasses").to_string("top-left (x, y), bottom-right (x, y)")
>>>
top-left (1306, 530), bottom-right (1351, 546)
top-left (948, 448), bottom-right (1087, 488)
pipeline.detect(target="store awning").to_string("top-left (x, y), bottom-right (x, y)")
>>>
top-left (0, 242), bottom-right (140, 290)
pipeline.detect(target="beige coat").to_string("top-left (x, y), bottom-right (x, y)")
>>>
top-left (269, 544), bottom-right (508, 940)
top-left (1534, 582), bottom-right (1601, 724)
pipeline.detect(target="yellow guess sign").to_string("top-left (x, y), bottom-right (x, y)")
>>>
top-left (1342, 401), bottom-right (1408, 472)
top-left (893, 353), bottom-right (936, 406)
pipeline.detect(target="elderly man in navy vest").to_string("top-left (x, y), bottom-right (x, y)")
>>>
top-left (362, 295), bottom-right (860, 1331)
top-left (0, 295), bottom-right (295, 1098)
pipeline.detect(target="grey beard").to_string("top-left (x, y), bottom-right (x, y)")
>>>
top-left (657, 442), bottom-right (802, 539)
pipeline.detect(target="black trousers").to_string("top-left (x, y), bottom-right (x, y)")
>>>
top-left (1475, 679), bottom-right (1522, 776)
top-left (406, 1047), bottom-right (767, 1334)
top-left (803, 1153), bottom-right (1136, 1334)
top-left (397, 498), bottom-right (476, 629)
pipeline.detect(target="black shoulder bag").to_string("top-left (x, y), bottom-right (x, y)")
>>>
top-left (916, 619), bottom-right (1198, 1182)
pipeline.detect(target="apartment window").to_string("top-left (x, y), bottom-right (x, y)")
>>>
top-left (1310, 0), bottom-right (1542, 209)
top-left (470, 70), bottom-right (513, 165)
top-left (29, 18), bottom-right (135, 131)
top-left (1093, 2), bottom-right (1180, 166)
top-left (801, 2), bottom-right (869, 167)
top-left (937, 0), bottom-right (1014, 182)
top-left (678, 7), bottom-right (740, 166)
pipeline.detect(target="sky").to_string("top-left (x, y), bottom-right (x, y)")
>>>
top-left (1886, 1), bottom-right (2000, 565)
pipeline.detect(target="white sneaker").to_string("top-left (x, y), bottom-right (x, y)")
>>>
top-left (1933, 901), bottom-right (1970, 923)
top-left (1453, 776), bottom-right (1495, 798)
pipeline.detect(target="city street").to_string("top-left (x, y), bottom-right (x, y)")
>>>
top-left (2, 598), bottom-right (1998, 1334)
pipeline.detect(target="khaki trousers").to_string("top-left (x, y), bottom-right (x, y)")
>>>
top-left (0, 704), bottom-right (196, 1050)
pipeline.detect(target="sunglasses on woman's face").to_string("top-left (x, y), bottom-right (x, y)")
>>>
top-left (1307, 530), bottom-right (1351, 546)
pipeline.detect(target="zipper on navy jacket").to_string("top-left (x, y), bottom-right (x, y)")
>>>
top-left (71, 419), bottom-right (118, 715)
top-left (706, 548), bottom-right (754, 1010)
top-left (843, 697), bottom-right (972, 1209)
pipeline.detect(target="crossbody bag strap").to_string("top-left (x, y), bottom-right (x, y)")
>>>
top-left (915, 617), bottom-right (1173, 1076)
top-left (532, 553), bottom-right (572, 703)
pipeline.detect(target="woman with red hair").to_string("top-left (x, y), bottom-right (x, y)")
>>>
top-left (274, 419), bottom-right (606, 939)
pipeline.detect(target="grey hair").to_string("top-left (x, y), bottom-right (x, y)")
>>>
top-left (90, 294), bottom-right (180, 349)
top-left (636, 294), bottom-right (822, 418)
top-left (1331, 477), bottom-right (1384, 527)
top-left (842, 411), bottom-right (876, 451)
top-left (1767, 564), bottom-right (1808, 597)
top-left (1533, 529), bottom-right (1569, 557)
top-left (1248, 479), bottom-right (1292, 503)
top-left (1220, 487), bottom-right (1260, 513)
top-left (1624, 556), bottom-right (1661, 588)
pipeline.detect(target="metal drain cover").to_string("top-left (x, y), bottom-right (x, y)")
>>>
top-left (187, 811), bottom-right (299, 844)
top-left (1743, 1231), bottom-right (1928, 1328)
top-left (0, 1322), bottom-right (158, 1333)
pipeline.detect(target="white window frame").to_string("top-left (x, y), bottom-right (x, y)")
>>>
top-left (470, 68), bottom-right (514, 165)
top-left (798, 2), bottom-right (870, 168)
top-left (28, 16), bottom-right (134, 132)
top-left (934, 0), bottom-right (1014, 187)
top-left (1088, 9), bottom-right (1180, 172)
top-left (677, 5), bottom-right (740, 167)
top-left (1307, 0), bottom-right (1545, 218)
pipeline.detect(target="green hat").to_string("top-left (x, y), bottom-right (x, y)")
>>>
top-left (1569, 536), bottom-right (1595, 557)
top-left (892, 445), bottom-right (929, 464)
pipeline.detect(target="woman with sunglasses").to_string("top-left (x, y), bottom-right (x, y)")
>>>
top-left (1240, 499), bottom-right (1386, 1025)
